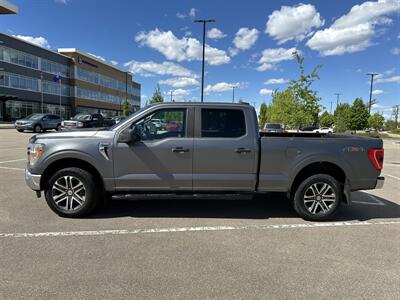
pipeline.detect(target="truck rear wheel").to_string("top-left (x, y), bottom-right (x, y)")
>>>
top-left (292, 174), bottom-right (341, 221)
top-left (45, 167), bottom-right (98, 217)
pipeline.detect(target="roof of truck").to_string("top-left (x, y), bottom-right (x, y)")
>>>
top-left (148, 101), bottom-right (252, 107)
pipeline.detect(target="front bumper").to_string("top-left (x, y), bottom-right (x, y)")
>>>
top-left (375, 176), bottom-right (385, 189)
top-left (15, 124), bottom-right (34, 130)
top-left (25, 169), bottom-right (41, 191)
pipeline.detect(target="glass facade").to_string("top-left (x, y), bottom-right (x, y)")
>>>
top-left (76, 106), bottom-right (119, 118)
top-left (41, 59), bottom-right (70, 77)
top-left (0, 72), bottom-right (39, 92)
top-left (5, 100), bottom-right (71, 120)
top-left (0, 46), bottom-right (39, 69)
top-left (76, 87), bottom-right (124, 104)
top-left (42, 80), bottom-right (71, 96)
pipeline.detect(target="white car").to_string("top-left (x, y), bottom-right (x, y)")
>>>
top-left (313, 127), bottom-right (333, 134)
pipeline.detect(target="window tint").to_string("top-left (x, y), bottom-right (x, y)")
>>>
top-left (132, 108), bottom-right (186, 141)
top-left (201, 109), bottom-right (246, 138)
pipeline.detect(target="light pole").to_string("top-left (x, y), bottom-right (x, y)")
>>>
top-left (170, 90), bottom-right (173, 102)
top-left (367, 73), bottom-right (378, 114)
top-left (232, 85), bottom-right (236, 103)
top-left (40, 72), bottom-right (44, 113)
top-left (194, 19), bottom-right (215, 102)
top-left (334, 93), bottom-right (342, 109)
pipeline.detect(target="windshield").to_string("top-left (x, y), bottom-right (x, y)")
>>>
top-left (108, 106), bottom-right (149, 130)
top-left (26, 114), bottom-right (44, 120)
top-left (72, 114), bottom-right (92, 121)
top-left (265, 123), bottom-right (282, 129)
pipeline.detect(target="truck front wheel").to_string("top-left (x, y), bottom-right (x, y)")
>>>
top-left (45, 167), bottom-right (98, 217)
top-left (292, 174), bottom-right (342, 221)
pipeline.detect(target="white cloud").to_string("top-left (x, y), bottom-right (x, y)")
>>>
top-left (257, 47), bottom-right (298, 71)
top-left (265, 3), bottom-right (324, 44)
top-left (88, 52), bottom-right (106, 62)
top-left (230, 28), bottom-right (259, 55)
top-left (159, 77), bottom-right (199, 87)
top-left (204, 82), bottom-right (243, 94)
top-left (135, 29), bottom-right (231, 65)
top-left (259, 88), bottom-right (274, 96)
top-left (55, 0), bottom-right (69, 4)
top-left (165, 88), bottom-right (192, 96)
top-left (376, 75), bottom-right (400, 84)
top-left (307, 0), bottom-right (400, 56)
top-left (207, 28), bottom-right (227, 40)
top-left (372, 89), bottom-right (384, 95)
top-left (110, 60), bottom-right (118, 66)
top-left (391, 48), bottom-right (400, 55)
top-left (13, 35), bottom-right (50, 49)
top-left (264, 78), bottom-right (289, 85)
top-left (176, 8), bottom-right (197, 19)
top-left (189, 8), bottom-right (197, 17)
top-left (124, 60), bottom-right (197, 77)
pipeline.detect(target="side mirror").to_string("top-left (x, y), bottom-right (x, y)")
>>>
top-left (118, 126), bottom-right (141, 144)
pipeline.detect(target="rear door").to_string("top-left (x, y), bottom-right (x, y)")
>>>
top-left (193, 106), bottom-right (258, 191)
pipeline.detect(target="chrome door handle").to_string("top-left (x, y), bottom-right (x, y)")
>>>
top-left (235, 148), bottom-right (251, 154)
top-left (172, 147), bottom-right (189, 153)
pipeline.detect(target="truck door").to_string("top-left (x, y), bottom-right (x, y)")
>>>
top-left (114, 107), bottom-right (194, 191)
top-left (193, 107), bottom-right (258, 191)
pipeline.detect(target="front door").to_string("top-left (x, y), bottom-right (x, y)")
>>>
top-left (114, 107), bottom-right (193, 191)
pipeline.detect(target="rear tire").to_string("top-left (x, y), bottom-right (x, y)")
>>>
top-left (292, 174), bottom-right (341, 221)
top-left (56, 124), bottom-right (62, 131)
top-left (45, 167), bottom-right (98, 218)
top-left (34, 125), bottom-right (42, 133)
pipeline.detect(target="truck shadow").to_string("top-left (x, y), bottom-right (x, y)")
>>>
top-left (90, 191), bottom-right (400, 221)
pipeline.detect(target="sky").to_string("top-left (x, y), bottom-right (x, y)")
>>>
top-left (1, 0), bottom-right (399, 118)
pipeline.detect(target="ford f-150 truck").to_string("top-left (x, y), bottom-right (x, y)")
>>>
top-left (25, 102), bottom-right (385, 220)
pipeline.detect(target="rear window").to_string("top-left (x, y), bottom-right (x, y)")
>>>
top-left (201, 109), bottom-right (246, 138)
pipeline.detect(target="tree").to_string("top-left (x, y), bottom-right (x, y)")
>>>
top-left (150, 84), bottom-right (164, 103)
top-left (258, 102), bottom-right (268, 129)
top-left (368, 113), bottom-right (384, 129)
top-left (122, 99), bottom-right (130, 117)
top-left (347, 98), bottom-right (369, 132)
top-left (319, 111), bottom-right (335, 127)
top-left (334, 103), bottom-right (351, 132)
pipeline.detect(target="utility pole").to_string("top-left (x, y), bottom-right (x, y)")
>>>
top-left (334, 93), bottom-right (342, 109)
top-left (170, 90), bottom-right (173, 102)
top-left (194, 19), bottom-right (215, 102)
top-left (393, 105), bottom-right (400, 128)
top-left (232, 85), bottom-right (236, 103)
top-left (329, 101), bottom-right (334, 114)
top-left (367, 73), bottom-right (378, 114)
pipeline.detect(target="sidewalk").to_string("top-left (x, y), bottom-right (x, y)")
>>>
top-left (0, 122), bottom-right (14, 129)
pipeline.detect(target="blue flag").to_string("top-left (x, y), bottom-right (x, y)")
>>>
top-left (52, 74), bottom-right (61, 82)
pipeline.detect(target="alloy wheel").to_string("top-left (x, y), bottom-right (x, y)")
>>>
top-left (303, 182), bottom-right (336, 215)
top-left (51, 176), bottom-right (86, 211)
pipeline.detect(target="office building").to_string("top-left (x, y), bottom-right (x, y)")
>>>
top-left (0, 33), bottom-right (140, 121)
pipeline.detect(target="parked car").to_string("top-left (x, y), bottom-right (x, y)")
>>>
top-left (25, 102), bottom-right (384, 221)
top-left (313, 127), bottom-right (333, 134)
top-left (112, 116), bottom-right (126, 125)
top-left (301, 126), bottom-right (319, 132)
top-left (62, 113), bottom-right (114, 129)
top-left (165, 121), bottom-right (181, 132)
top-left (14, 113), bottom-right (62, 133)
top-left (263, 123), bottom-right (284, 133)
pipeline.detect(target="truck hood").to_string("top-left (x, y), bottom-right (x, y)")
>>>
top-left (34, 129), bottom-right (101, 140)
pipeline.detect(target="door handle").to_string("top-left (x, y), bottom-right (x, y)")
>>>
top-left (235, 148), bottom-right (251, 154)
top-left (172, 147), bottom-right (189, 153)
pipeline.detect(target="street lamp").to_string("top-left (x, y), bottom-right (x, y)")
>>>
top-left (367, 73), bottom-right (378, 114)
top-left (232, 85), bottom-right (236, 103)
top-left (194, 19), bottom-right (215, 102)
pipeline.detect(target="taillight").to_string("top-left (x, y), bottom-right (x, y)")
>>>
top-left (368, 148), bottom-right (384, 170)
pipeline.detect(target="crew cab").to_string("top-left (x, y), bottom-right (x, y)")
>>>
top-left (25, 102), bottom-right (385, 220)
top-left (62, 113), bottom-right (114, 129)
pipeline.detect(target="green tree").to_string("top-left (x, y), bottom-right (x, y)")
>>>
top-left (334, 103), bottom-right (351, 132)
top-left (122, 99), bottom-right (130, 117)
top-left (348, 98), bottom-right (369, 132)
top-left (258, 102), bottom-right (268, 129)
top-left (319, 111), bottom-right (335, 127)
top-left (368, 113), bottom-right (384, 129)
top-left (150, 84), bottom-right (164, 103)
top-left (385, 120), bottom-right (397, 130)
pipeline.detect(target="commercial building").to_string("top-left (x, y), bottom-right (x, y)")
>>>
top-left (0, 0), bottom-right (18, 14)
top-left (0, 33), bottom-right (140, 121)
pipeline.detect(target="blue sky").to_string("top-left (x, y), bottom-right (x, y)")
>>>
top-left (1, 0), bottom-right (399, 118)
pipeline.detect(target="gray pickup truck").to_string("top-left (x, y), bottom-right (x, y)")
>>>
top-left (25, 102), bottom-right (384, 220)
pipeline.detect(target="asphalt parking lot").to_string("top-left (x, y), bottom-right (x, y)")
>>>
top-left (0, 129), bottom-right (399, 299)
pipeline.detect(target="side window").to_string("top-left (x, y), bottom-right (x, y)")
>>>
top-left (201, 109), bottom-right (246, 138)
top-left (132, 108), bottom-right (186, 141)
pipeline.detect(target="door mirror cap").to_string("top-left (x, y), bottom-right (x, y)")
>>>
top-left (118, 127), bottom-right (141, 144)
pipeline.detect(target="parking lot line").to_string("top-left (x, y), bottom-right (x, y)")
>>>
top-left (0, 166), bottom-right (25, 171)
top-left (0, 158), bottom-right (26, 164)
top-left (383, 173), bottom-right (400, 181)
top-left (1, 220), bottom-right (400, 239)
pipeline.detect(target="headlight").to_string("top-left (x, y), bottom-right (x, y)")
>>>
top-left (25, 121), bottom-right (33, 125)
top-left (28, 143), bottom-right (44, 166)
top-left (77, 122), bottom-right (84, 127)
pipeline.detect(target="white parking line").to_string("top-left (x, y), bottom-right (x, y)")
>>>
top-left (1, 220), bottom-right (400, 239)
top-left (0, 166), bottom-right (25, 171)
top-left (0, 158), bottom-right (26, 164)
top-left (383, 173), bottom-right (400, 181)
top-left (0, 147), bottom-right (26, 151)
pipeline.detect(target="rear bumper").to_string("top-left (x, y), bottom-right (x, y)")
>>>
top-left (375, 176), bottom-right (385, 189)
top-left (25, 169), bottom-right (41, 191)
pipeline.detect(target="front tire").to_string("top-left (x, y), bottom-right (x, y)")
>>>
top-left (56, 124), bottom-right (62, 131)
top-left (45, 167), bottom-right (98, 217)
top-left (292, 174), bottom-right (342, 221)
top-left (34, 125), bottom-right (42, 133)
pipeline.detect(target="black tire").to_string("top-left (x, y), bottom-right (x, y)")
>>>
top-left (45, 167), bottom-right (98, 218)
top-left (56, 124), bottom-right (62, 131)
top-left (34, 124), bottom-right (42, 133)
top-left (17, 129), bottom-right (24, 132)
top-left (292, 174), bottom-right (342, 221)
